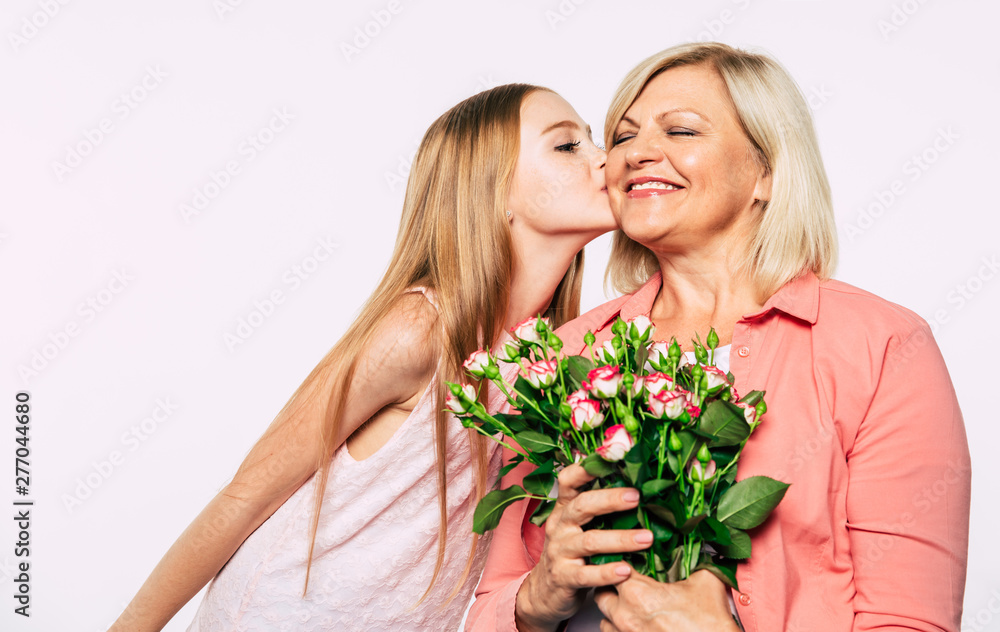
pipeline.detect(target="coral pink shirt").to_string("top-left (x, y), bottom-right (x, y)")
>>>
top-left (467, 271), bottom-right (971, 632)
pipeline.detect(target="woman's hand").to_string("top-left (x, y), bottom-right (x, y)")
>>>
top-left (514, 464), bottom-right (654, 632)
top-left (593, 569), bottom-right (740, 632)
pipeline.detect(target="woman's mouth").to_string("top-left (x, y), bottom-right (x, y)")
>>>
top-left (626, 177), bottom-right (683, 197)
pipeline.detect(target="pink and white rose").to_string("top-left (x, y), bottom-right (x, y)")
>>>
top-left (647, 389), bottom-right (688, 420)
top-left (596, 424), bottom-right (634, 462)
top-left (736, 401), bottom-right (757, 424)
top-left (646, 340), bottom-right (670, 369)
top-left (522, 358), bottom-right (559, 389)
top-left (511, 317), bottom-right (547, 344)
top-left (688, 458), bottom-right (717, 483)
top-left (463, 349), bottom-right (491, 378)
top-left (702, 365), bottom-right (730, 393)
top-left (644, 372), bottom-right (674, 396)
top-left (597, 340), bottom-right (617, 364)
top-left (627, 315), bottom-right (654, 342)
top-left (569, 396), bottom-right (604, 431)
top-left (445, 383), bottom-right (477, 415)
top-left (584, 365), bottom-right (622, 399)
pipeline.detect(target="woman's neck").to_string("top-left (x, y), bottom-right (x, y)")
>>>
top-left (504, 231), bottom-right (589, 334)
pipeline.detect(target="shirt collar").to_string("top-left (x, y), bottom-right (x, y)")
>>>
top-left (610, 269), bottom-right (820, 327)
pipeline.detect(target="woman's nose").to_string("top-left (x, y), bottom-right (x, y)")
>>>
top-left (625, 131), bottom-right (661, 169)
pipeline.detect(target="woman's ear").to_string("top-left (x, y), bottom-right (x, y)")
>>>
top-left (753, 167), bottom-right (772, 205)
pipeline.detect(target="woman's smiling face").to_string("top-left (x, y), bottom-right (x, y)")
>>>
top-left (606, 64), bottom-right (770, 256)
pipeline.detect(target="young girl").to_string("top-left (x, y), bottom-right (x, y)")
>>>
top-left (111, 83), bottom-right (614, 631)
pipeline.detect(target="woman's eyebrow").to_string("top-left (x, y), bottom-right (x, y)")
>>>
top-left (618, 109), bottom-right (710, 129)
top-left (542, 120), bottom-right (589, 136)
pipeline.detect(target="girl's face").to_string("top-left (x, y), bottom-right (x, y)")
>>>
top-left (507, 91), bottom-right (614, 240)
top-left (606, 64), bottom-right (770, 256)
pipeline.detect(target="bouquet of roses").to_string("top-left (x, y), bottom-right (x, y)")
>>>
top-left (445, 315), bottom-right (788, 588)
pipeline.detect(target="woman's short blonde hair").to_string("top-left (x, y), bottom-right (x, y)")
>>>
top-left (604, 42), bottom-right (837, 300)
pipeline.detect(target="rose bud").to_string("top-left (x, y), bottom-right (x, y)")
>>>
top-left (706, 327), bottom-right (720, 350)
top-left (688, 458), bottom-right (717, 483)
top-left (522, 358), bottom-right (559, 389)
top-left (736, 401), bottom-right (757, 424)
top-left (647, 389), bottom-right (688, 420)
top-left (596, 424), bottom-right (634, 462)
top-left (511, 317), bottom-right (543, 344)
top-left (498, 340), bottom-right (522, 363)
top-left (597, 340), bottom-right (618, 364)
top-left (701, 365), bottom-right (730, 393)
top-left (569, 396), bottom-right (604, 431)
top-left (585, 365), bottom-right (622, 399)
top-left (644, 372), bottom-right (674, 396)
top-left (463, 349), bottom-right (492, 378)
top-left (445, 383), bottom-right (477, 415)
top-left (584, 331), bottom-right (596, 347)
top-left (627, 315), bottom-right (654, 344)
top-left (647, 340), bottom-right (670, 370)
top-left (630, 375), bottom-right (646, 398)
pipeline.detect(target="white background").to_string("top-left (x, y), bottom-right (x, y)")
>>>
top-left (1, 1), bottom-right (997, 630)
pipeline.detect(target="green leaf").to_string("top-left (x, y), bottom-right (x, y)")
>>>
top-left (737, 390), bottom-right (765, 407)
top-left (676, 512), bottom-right (708, 535)
top-left (719, 526), bottom-right (752, 559)
top-left (529, 499), bottom-right (556, 526)
top-left (590, 553), bottom-right (623, 565)
top-left (515, 430), bottom-right (558, 454)
top-left (473, 485), bottom-right (530, 534)
top-left (717, 476), bottom-right (790, 529)
top-left (696, 400), bottom-right (751, 447)
top-left (580, 452), bottom-right (615, 477)
top-left (495, 460), bottom-right (520, 483)
top-left (640, 478), bottom-right (676, 497)
top-left (611, 510), bottom-right (640, 530)
top-left (522, 462), bottom-right (556, 497)
top-left (694, 558), bottom-right (739, 590)
top-left (566, 355), bottom-right (595, 387)
top-left (700, 516), bottom-right (732, 546)
top-left (648, 518), bottom-right (674, 543)
top-left (645, 503), bottom-right (677, 527)
top-left (623, 446), bottom-right (644, 485)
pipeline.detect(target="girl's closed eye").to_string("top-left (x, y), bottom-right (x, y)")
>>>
top-left (556, 140), bottom-right (581, 152)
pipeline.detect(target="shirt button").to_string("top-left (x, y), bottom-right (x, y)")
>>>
top-left (738, 593), bottom-right (752, 606)
top-left (737, 346), bottom-right (750, 358)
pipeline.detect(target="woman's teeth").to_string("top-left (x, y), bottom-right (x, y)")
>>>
top-left (630, 181), bottom-right (680, 191)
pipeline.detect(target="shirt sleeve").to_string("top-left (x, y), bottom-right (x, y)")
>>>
top-left (465, 453), bottom-right (539, 632)
top-left (846, 322), bottom-right (971, 631)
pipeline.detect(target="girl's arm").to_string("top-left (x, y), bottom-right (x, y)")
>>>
top-left (111, 293), bottom-right (441, 631)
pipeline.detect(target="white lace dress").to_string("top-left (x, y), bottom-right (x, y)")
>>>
top-left (188, 290), bottom-right (504, 631)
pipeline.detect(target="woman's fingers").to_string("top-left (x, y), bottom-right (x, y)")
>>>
top-left (556, 486), bottom-right (640, 528)
top-left (554, 527), bottom-right (652, 560)
top-left (555, 463), bottom-right (595, 504)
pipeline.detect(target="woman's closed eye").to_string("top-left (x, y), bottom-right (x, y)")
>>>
top-left (667, 128), bottom-right (696, 137)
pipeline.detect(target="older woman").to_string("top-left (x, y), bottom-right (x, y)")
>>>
top-left (467, 43), bottom-right (971, 632)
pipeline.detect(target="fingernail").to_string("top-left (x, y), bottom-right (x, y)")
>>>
top-left (615, 564), bottom-right (631, 576)
top-left (623, 489), bottom-right (639, 502)
top-left (634, 530), bottom-right (653, 544)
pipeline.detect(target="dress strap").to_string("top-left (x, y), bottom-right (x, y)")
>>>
top-left (404, 286), bottom-right (438, 309)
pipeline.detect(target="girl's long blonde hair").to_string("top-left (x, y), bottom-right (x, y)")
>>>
top-left (277, 84), bottom-right (584, 602)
